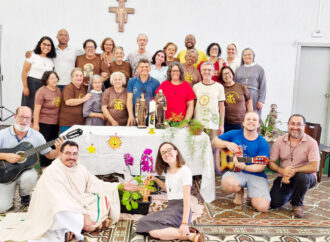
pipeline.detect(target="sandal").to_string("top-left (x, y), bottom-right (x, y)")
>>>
top-left (190, 227), bottom-right (205, 242)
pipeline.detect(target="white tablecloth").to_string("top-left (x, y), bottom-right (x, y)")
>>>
top-left (64, 125), bottom-right (215, 203)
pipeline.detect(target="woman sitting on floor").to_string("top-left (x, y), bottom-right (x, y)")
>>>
top-left (136, 142), bottom-right (205, 242)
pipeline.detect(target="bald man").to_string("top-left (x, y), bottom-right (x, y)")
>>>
top-left (177, 34), bottom-right (208, 68)
top-left (53, 29), bottom-right (83, 90)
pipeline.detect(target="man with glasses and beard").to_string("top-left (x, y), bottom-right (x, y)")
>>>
top-left (0, 106), bottom-right (61, 213)
top-left (268, 114), bottom-right (319, 218)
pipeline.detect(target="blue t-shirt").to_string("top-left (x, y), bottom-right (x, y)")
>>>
top-left (127, 75), bottom-right (160, 116)
top-left (219, 129), bottom-right (269, 178)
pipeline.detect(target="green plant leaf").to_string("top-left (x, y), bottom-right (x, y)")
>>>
top-left (132, 192), bottom-right (141, 200)
top-left (122, 200), bottom-right (128, 206)
top-left (131, 200), bottom-right (138, 209)
top-left (126, 203), bottom-right (132, 211)
top-left (149, 180), bottom-right (154, 185)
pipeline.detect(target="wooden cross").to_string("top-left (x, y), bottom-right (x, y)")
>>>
top-left (138, 179), bottom-right (151, 202)
top-left (109, 0), bottom-right (135, 32)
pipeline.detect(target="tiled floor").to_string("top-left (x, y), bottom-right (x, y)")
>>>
top-left (1, 174), bottom-right (329, 241)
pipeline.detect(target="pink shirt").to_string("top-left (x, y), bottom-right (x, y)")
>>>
top-left (270, 133), bottom-right (320, 177)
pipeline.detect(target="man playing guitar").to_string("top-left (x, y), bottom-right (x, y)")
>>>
top-left (212, 111), bottom-right (270, 212)
top-left (0, 106), bottom-right (62, 213)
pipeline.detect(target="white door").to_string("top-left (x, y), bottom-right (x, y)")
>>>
top-left (293, 44), bottom-right (330, 145)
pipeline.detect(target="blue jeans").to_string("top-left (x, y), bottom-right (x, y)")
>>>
top-left (270, 172), bottom-right (316, 208)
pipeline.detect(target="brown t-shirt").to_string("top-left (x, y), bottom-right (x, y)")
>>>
top-left (224, 83), bottom-right (251, 124)
top-left (59, 83), bottom-right (87, 126)
top-left (101, 87), bottom-right (128, 126)
top-left (109, 61), bottom-right (131, 84)
top-left (35, 86), bottom-right (61, 125)
top-left (75, 55), bottom-right (109, 85)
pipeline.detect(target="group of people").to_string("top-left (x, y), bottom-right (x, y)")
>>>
top-left (21, 30), bottom-right (266, 156)
top-left (0, 29), bottom-right (320, 242)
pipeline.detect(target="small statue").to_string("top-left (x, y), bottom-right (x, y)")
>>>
top-left (269, 104), bottom-right (278, 127)
top-left (136, 93), bottom-right (148, 128)
top-left (155, 89), bottom-right (167, 129)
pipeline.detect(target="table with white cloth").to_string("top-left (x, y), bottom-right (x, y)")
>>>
top-left (64, 125), bottom-right (215, 203)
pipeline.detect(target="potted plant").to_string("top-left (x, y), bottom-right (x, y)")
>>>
top-left (187, 119), bottom-right (204, 135)
top-left (119, 151), bottom-right (157, 215)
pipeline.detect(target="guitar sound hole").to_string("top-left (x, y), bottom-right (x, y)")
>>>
top-left (16, 152), bottom-right (27, 163)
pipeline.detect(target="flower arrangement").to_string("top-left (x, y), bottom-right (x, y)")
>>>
top-left (119, 150), bottom-right (156, 212)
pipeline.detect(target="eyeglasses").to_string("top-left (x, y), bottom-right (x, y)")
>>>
top-left (63, 152), bottom-right (79, 157)
top-left (222, 72), bottom-right (232, 76)
top-left (288, 122), bottom-right (305, 127)
top-left (160, 147), bottom-right (174, 156)
top-left (17, 115), bottom-right (31, 121)
top-left (85, 46), bottom-right (95, 50)
top-left (42, 43), bottom-right (51, 47)
top-left (171, 70), bottom-right (180, 73)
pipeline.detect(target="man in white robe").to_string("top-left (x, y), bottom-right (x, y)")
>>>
top-left (0, 140), bottom-right (138, 241)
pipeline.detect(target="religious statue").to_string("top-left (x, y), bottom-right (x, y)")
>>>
top-left (155, 89), bottom-right (167, 129)
top-left (109, 0), bottom-right (135, 32)
top-left (269, 104), bottom-right (278, 127)
top-left (135, 93), bottom-right (148, 128)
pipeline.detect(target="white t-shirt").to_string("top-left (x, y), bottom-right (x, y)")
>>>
top-left (26, 53), bottom-right (54, 79)
top-left (193, 82), bottom-right (225, 129)
top-left (165, 165), bottom-right (192, 200)
top-left (226, 57), bottom-right (241, 73)
top-left (54, 46), bottom-right (83, 85)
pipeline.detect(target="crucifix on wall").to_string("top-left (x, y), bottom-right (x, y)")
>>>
top-left (109, 0), bottom-right (135, 32)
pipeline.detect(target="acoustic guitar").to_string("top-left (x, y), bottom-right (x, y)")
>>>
top-left (215, 147), bottom-right (269, 174)
top-left (0, 128), bottom-right (83, 184)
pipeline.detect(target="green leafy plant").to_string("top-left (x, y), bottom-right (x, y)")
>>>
top-left (261, 115), bottom-right (284, 141)
top-left (188, 119), bottom-right (204, 135)
top-left (118, 175), bottom-right (156, 211)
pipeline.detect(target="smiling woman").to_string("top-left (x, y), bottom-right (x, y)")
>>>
top-left (21, 36), bottom-right (56, 113)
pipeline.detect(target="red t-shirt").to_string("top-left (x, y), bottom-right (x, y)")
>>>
top-left (156, 81), bottom-right (196, 121)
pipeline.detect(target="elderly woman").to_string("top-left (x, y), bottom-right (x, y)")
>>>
top-left (101, 72), bottom-right (128, 126)
top-left (220, 66), bottom-right (253, 132)
top-left (150, 50), bottom-right (168, 84)
top-left (83, 75), bottom-right (106, 125)
top-left (21, 36), bottom-right (56, 112)
top-left (163, 42), bottom-right (179, 66)
top-left (235, 48), bottom-right (266, 114)
top-left (75, 39), bottom-right (109, 86)
top-left (100, 37), bottom-right (116, 68)
top-left (59, 68), bottom-right (91, 133)
top-left (197, 43), bottom-right (225, 84)
top-left (225, 43), bottom-right (241, 72)
top-left (181, 49), bottom-right (201, 86)
top-left (109, 46), bottom-right (131, 84)
top-left (156, 62), bottom-right (195, 122)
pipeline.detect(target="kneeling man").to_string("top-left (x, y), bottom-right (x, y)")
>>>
top-left (269, 114), bottom-right (319, 218)
top-left (212, 111), bottom-right (270, 212)
top-left (0, 141), bottom-right (138, 241)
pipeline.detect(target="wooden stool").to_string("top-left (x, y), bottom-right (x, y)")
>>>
top-left (318, 147), bottom-right (330, 182)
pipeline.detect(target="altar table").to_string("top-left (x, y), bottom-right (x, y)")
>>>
top-left (64, 125), bottom-right (215, 203)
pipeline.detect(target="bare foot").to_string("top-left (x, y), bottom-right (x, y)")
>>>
top-left (233, 189), bottom-right (244, 205)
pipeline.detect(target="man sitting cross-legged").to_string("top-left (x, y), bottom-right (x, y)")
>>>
top-left (0, 141), bottom-right (138, 242)
top-left (268, 114), bottom-right (319, 218)
top-left (212, 111), bottom-right (270, 212)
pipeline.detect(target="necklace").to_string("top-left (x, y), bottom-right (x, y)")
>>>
top-left (184, 64), bottom-right (195, 83)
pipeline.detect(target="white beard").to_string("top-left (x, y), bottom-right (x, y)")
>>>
top-left (14, 123), bottom-right (30, 132)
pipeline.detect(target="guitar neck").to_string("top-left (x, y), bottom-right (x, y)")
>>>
top-left (236, 157), bottom-right (253, 163)
top-left (24, 136), bottom-right (68, 157)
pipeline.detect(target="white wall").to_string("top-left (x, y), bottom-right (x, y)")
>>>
top-left (1, 0), bottom-right (330, 133)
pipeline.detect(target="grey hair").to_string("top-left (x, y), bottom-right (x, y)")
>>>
top-left (137, 34), bottom-right (148, 42)
top-left (241, 48), bottom-right (255, 65)
top-left (110, 71), bottom-right (126, 86)
top-left (185, 49), bottom-right (199, 59)
top-left (200, 61), bottom-right (215, 72)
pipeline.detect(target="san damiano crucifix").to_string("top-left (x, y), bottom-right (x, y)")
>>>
top-left (109, 0), bottom-right (135, 32)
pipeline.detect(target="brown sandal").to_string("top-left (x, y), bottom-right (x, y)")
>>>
top-left (190, 227), bottom-right (205, 242)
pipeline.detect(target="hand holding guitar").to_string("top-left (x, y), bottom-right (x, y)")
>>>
top-left (54, 137), bottom-right (65, 154)
top-left (4, 153), bottom-right (21, 164)
top-left (233, 156), bottom-right (247, 171)
top-left (226, 142), bottom-right (241, 154)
